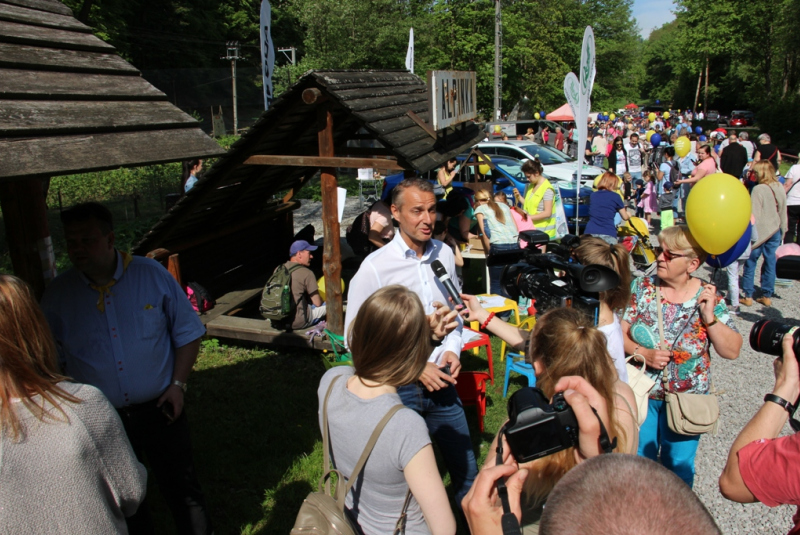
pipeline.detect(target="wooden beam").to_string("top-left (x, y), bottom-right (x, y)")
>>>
top-left (337, 147), bottom-right (396, 157)
top-left (243, 155), bottom-right (405, 170)
top-left (318, 106), bottom-right (344, 335)
top-left (302, 87), bottom-right (328, 105)
top-left (0, 177), bottom-right (55, 298)
top-left (0, 42), bottom-right (139, 74)
top-left (167, 254), bottom-right (182, 287)
top-left (406, 110), bottom-right (437, 140)
top-left (0, 69), bottom-right (166, 100)
top-left (0, 19), bottom-right (115, 53)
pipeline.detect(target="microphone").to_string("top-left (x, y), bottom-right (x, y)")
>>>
top-left (431, 259), bottom-right (464, 309)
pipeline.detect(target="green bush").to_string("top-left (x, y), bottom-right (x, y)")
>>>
top-left (757, 98), bottom-right (800, 152)
top-left (47, 164), bottom-right (181, 208)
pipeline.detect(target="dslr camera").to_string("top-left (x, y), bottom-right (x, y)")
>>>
top-left (750, 256), bottom-right (800, 357)
top-left (503, 387), bottom-right (579, 463)
top-left (488, 230), bottom-right (621, 322)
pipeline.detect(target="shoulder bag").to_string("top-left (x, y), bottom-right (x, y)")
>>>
top-left (656, 284), bottom-right (720, 436)
top-left (625, 353), bottom-right (655, 426)
top-left (291, 376), bottom-right (412, 534)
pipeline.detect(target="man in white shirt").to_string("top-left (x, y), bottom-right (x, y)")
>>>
top-left (344, 178), bottom-right (477, 507)
top-left (625, 133), bottom-right (645, 181)
top-left (784, 164), bottom-right (800, 244)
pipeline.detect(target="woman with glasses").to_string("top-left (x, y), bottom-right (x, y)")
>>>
top-left (675, 145), bottom-right (717, 188)
top-left (621, 225), bottom-right (742, 487)
top-left (607, 136), bottom-right (628, 177)
top-left (474, 190), bottom-right (519, 296)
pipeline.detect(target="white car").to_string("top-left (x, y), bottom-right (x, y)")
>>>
top-left (476, 140), bottom-right (603, 189)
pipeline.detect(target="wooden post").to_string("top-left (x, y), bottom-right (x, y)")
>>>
top-left (0, 178), bottom-right (56, 299)
top-left (318, 106), bottom-right (344, 335)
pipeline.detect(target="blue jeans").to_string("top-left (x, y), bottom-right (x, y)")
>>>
top-left (488, 243), bottom-right (517, 297)
top-left (638, 399), bottom-right (701, 487)
top-left (398, 382), bottom-right (478, 507)
top-left (629, 171), bottom-right (643, 182)
top-left (742, 229), bottom-right (782, 298)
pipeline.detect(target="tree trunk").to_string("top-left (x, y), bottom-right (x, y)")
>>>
top-left (703, 55), bottom-right (709, 114)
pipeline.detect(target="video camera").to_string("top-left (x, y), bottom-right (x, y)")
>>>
top-left (750, 256), bottom-right (800, 357)
top-left (488, 230), bottom-right (621, 323)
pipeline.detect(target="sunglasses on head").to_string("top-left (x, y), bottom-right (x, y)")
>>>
top-left (655, 246), bottom-right (689, 262)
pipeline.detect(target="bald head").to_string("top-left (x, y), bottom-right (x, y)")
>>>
top-left (540, 454), bottom-right (720, 535)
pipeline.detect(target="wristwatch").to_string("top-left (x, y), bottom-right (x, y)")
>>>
top-left (172, 379), bottom-right (188, 394)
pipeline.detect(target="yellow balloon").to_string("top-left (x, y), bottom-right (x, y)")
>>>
top-left (534, 112), bottom-right (541, 119)
top-left (663, 111), bottom-right (671, 118)
top-left (674, 136), bottom-right (691, 157)
top-left (478, 155), bottom-right (492, 175)
top-left (609, 113), bottom-right (616, 120)
top-left (648, 112), bottom-right (656, 122)
top-left (646, 130), bottom-right (655, 141)
top-left (493, 124), bottom-right (502, 134)
top-left (685, 173), bottom-right (751, 254)
top-left (317, 276), bottom-right (345, 302)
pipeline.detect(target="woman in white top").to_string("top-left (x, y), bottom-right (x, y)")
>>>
top-left (317, 285), bottom-right (458, 535)
top-left (574, 236), bottom-right (633, 382)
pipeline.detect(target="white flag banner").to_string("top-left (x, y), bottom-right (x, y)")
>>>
top-left (563, 72), bottom-right (580, 123)
top-left (405, 28), bottom-right (414, 73)
top-left (260, 0), bottom-right (275, 110)
top-left (575, 26), bottom-right (595, 233)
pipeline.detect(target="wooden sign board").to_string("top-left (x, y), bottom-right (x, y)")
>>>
top-left (211, 106), bottom-right (226, 138)
top-left (427, 71), bottom-right (477, 131)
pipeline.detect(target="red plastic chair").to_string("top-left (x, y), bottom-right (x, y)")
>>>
top-left (455, 371), bottom-right (491, 433)
top-left (461, 328), bottom-right (494, 384)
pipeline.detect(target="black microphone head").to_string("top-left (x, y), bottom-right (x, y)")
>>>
top-left (431, 259), bottom-right (448, 278)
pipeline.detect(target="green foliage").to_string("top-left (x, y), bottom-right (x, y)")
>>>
top-left (47, 164), bottom-right (181, 208)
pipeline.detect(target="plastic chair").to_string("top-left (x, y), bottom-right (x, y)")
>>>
top-left (322, 329), bottom-right (352, 369)
top-left (503, 317), bottom-right (537, 398)
top-left (454, 371), bottom-right (491, 433)
top-left (461, 328), bottom-right (494, 384)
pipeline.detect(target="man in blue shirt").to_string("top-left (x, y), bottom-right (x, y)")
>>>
top-left (41, 203), bottom-right (212, 535)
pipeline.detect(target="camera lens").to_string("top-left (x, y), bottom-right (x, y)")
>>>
top-left (749, 320), bottom-right (800, 357)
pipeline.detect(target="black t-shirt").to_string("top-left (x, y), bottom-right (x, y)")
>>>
top-left (757, 143), bottom-right (780, 171)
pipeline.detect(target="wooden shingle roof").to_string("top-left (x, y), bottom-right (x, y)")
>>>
top-left (134, 69), bottom-right (484, 255)
top-left (0, 0), bottom-right (224, 181)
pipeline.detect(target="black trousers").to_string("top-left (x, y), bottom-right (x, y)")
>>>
top-left (117, 400), bottom-right (212, 535)
top-left (786, 205), bottom-right (800, 244)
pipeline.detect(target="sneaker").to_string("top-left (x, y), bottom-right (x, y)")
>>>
top-left (756, 296), bottom-right (772, 307)
top-left (741, 297), bottom-right (753, 307)
top-left (729, 306), bottom-right (739, 316)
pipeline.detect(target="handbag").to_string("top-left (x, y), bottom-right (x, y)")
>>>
top-left (552, 188), bottom-right (569, 240)
top-left (625, 353), bottom-right (655, 426)
top-left (291, 376), bottom-right (412, 534)
top-left (655, 284), bottom-right (720, 436)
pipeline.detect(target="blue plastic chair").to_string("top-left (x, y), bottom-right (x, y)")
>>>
top-left (503, 317), bottom-right (537, 398)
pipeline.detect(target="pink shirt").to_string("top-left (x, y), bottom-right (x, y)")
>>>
top-left (510, 208), bottom-right (535, 248)
top-left (739, 434), bottom-right (800, 534)
top-left (691, 156), bottom-right (717, 181)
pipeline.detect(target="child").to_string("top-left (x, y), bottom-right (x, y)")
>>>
top-left (634, 178), bottom-right (645, 218)
top-left (496, 191), bottom-right (534, 248)
top-left (658, 181), bottom-right (676, 229)
top-left (622, 172), bottom-right (633, 206)
top-left (641, 170), bottom-right (658, 226)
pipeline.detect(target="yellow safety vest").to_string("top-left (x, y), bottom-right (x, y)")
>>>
top-left (524, 179), bottom-right (557, 238)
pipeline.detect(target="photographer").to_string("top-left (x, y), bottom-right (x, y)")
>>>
top-left (719, 335), bottom-right (800, 534)
top-left (461, 375), bottom-right (621, 534)
top-left (458, 305), bottom-right (638, 532)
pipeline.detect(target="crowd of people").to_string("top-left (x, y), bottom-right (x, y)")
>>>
top-left (2, 107), bottom-right (800, 534)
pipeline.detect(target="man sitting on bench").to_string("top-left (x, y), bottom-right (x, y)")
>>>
top-left (283, 240), bottom-right (326, 329)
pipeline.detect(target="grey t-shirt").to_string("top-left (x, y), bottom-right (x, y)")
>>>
top-left (318, 367), bottom-right (432, 534)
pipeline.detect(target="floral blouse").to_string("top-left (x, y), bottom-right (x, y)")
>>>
top-left (622, 276), bottom-right (738, 400)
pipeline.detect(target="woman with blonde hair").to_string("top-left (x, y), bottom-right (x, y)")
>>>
top-left (741, 160), bottom-right (787, 307)
top-left (458, 302), bottom-right (638, 532)
top-left (474, 189), bottom-right (519, 296)
top-left (584, 172), bottom-right (630, 245)
top-left (574, 236), bottom-right (632, 381)
top-left (0, 275), bottom-right (146, 533)
top-left (622, 225), bottom-right (742, 487)
top-left (317, 285), bottom-right (458, 535)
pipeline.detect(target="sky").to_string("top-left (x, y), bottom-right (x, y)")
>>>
top-left (633, 0), bottom-right (676, 38)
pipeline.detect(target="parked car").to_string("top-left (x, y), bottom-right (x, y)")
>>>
top-left (731, 110), bottom-right (755, 125)
top-left (706, 110), bottom-right (720, 122)
top-left (477, 140), bottom-right (602, 189)
top-left (729, 114), bottom-right (748, 127)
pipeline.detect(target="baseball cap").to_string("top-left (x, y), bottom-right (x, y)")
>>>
top-left (290, 240), bottom-right (318, 256)
top-left (663, 181), bottom-right (674, 190)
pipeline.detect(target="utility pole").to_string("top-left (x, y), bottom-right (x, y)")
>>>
top-left (222, 41), bottom-right (240, 135)
top-left (493, 0), bottom-right (502, 121)
top-left (279, 47), bottom-right (297, 86)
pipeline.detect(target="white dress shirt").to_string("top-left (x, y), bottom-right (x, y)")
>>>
top-left (344, 231), bottom-right (464, 364)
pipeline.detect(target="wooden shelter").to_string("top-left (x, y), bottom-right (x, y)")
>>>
top-left (133, 69), bottom-right (484, 347)
top-left (0, 0), bottom-right (224, 296)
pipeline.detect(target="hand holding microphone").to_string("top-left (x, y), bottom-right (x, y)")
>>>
top-left (431, 259), bottom-right (464, 310)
